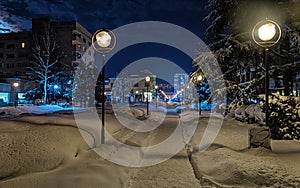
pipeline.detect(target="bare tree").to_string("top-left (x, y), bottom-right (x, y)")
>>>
top-left (30, 23), bottom-right (65, 104)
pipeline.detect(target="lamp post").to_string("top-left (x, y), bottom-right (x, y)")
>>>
top-left (155, 85), bottom-right (158, 108)
top-left (53, 84), bottom-right (58, 102)
top-left (252, 19), bottom-right (281, 128)
top-left (196, 75), bottom-right (204, 115)
top-left (145, 76), bottom-right (151, 115)
top-left (13, 82), bottom-right (19, 107)
top-left (92, 28), bottom-right (116, 144)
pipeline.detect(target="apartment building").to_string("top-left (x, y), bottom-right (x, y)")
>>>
top-left (0, 17), bottom-right (92, 103)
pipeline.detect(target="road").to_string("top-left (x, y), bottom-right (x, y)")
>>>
top-left (112, 110), bottom-right (200, 187)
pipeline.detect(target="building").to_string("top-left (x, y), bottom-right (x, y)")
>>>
top-left (0, 17), bottom-right (92, 104)
top-left (32, 18), bottom-right (92, 73)
top-left (0, 32), bottom-right (32, 79)
top-left (108, 74), bottom-right (157, 103)
top-left (173, 73), bottom-right (189, 93)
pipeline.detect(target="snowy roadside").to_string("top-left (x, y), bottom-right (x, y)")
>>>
top-left (189, 117), bottom-right (300, 187)
top-left (0, 105), bottom-right (87, 119)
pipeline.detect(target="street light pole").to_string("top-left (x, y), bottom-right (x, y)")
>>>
top-left (13, 82), bottom-right (19, 107)
top-left (252, 19), bottom-right (281, 128)
top-left (264, 48), bottom-right (269, 127)
top-left (196, 75), bottom-right (204, 116)
top-left (145, 76), bottom-right (151, 115)
top-left (92, 28), bottom-right (116, 144)
top-left (155, 85), bottom-right (158, 109)
top-left (101, 54), bottom-right (106, 144)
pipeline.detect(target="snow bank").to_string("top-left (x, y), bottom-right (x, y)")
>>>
top-left (192, 147), bottom-right (300, 187)
top-left (0, 105), bottom-right (85, 117)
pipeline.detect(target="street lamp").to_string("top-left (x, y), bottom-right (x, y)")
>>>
top-left (252, 19), bottom-right (281, 128)
top-left (196, 74), bottom-right (204, 115)
top-left (92, 28), bottom-right (116, 144)
top-left (53, 84), bottom-right (58, 102)
top-left (155, 85), bottom-right (158, 108)
top-left (13, 82), bottom-right (19, 107)
top-left (145, 76), bottom-right (151, 115)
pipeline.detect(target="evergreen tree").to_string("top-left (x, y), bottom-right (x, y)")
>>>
top-left (200, 0), bottom-right (300, 102)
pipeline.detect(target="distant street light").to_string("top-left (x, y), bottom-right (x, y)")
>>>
top-left (145, 76), bottom-right (151, 115)
top-left (13, 82), bottom-right (19, 107)
top-left (155, 85), bottom-right (158, 108)
top-left (53, 84), bottom-right (58, 102)
top-left (196, 74), bottom-right (204, 115)
top-left (92, 28), bottom-right (116, 144)
top-left (252, 19), bottom-right (281, 128)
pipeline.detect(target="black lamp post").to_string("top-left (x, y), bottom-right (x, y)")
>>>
top-left (145, 76), bottom-right (151, 115)
top-left (252, 19), bottom-right (281, 128)
top-left (196, 75), bottom-right (204, 115)
top-left (155, 85), bottom-right (158, 109)
top-left (13, 82), bottom-right (19, 107)
top-left (92, 28), bottom-right (116, 144)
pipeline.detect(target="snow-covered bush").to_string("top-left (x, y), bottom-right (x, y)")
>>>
top-left (266, 94), bottom-right (300, 140)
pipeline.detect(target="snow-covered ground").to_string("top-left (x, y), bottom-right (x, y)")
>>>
top-left (0, 105), bottom-right (299, 187)
top-left (0, 105), bottom-right (85, 118)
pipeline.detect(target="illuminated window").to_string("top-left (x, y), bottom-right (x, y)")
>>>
top-left (21, 42), bottom-right (25, 48)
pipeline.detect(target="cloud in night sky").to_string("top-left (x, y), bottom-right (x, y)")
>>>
top-left (0, 0), bottom-right (208, 38)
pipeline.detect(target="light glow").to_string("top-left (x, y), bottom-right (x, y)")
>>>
top-left (197, 75), bottom-right (203, 82)
top-left (258, 23), bottom-right (276, 41)
top-left (96, 31), bottom-right (112, 47)
top-left (13, 82), bottom-right (19, 88)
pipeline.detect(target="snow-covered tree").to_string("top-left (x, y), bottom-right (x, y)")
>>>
top-left (73, 60), bottom-right (99, 107)
top-left (30, 22), bottom-right (65, 104)
top-left (200, 0), bottom-right (300, 102)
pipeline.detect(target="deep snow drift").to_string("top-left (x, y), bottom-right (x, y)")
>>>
top-left (0, 105), bottom-right (299, 187)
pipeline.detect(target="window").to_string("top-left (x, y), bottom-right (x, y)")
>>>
top-left (89, 42), bottom-right (91, 46)
top-left (6, 64), bottom-right (14, 68)
top-left (6, 54), bottom-right (15, 59)
top-left (82, 46), bottom-right (86, 52)
top-left (0, 63), bottom-right (4, 68)
top-left (6, 44), bottom-right (15, 50)
top-left (83, 38), bottom-right (86, 43)
top-left (0, 43), bottom-right (4, 48)
top-left (18, 53), bottom-right (27, 58)
top-left (0, 53), bottom-right (3, 58)
top-left (21, 42), bottom-right (25, 48)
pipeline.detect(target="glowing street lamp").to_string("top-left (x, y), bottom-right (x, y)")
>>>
top-left (53, 84), bottom-right (59, 102)
top-left (252, 19), bottom-right (281, 128)
top-left (155, 85), bottom-right (158, 108)
top-left (145, 76), bottom-right (151, 115)
top-left (13, 82), bottom-right (19, 107)
top-left (92, 28), bottom-right (116, 144)
top-left (196, 74), bottom-right (204, 115)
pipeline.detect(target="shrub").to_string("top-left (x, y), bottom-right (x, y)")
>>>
top-left (267, 94), bottom-right (300, 140)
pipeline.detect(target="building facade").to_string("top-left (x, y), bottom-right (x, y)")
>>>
top-left (0, 17), bottom-right (92, 104)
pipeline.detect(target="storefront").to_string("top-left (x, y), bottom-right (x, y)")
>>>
top-left (0, 83), bottom-right (11, 106)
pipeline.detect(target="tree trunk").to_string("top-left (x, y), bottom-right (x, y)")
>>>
top-left (44, 78), bottom-right (47, 105)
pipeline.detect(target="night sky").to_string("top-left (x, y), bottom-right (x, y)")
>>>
top-left (0, 0), bottom-right (210, 78)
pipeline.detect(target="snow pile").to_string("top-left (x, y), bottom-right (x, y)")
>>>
top-left (193, 147), bottom-right (300, 187)
top-left (267, 94), bottom-right (300, 140)
top-left (0, 115), bottom-right (134, 188)
top-left (0, 105), bottom-right (85, 117)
